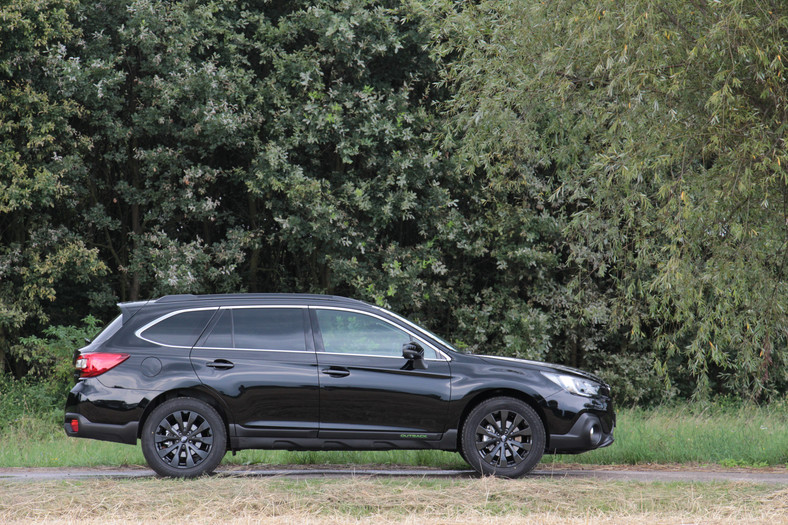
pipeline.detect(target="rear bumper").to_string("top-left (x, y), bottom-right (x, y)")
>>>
top-left (547, 412), bottom-right (614, 453)
top-left (63, 379), bottom-right (148, 445)
top-left (64, 412), bottom-right (138, 445)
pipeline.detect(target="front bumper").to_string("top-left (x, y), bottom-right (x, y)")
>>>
top-left (547, 412), bottom-right (614, 453)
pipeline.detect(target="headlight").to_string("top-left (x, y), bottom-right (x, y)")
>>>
top-left (542, 372), bottom-right (601, 397)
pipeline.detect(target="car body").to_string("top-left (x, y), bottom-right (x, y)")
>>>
top-left (64, 293), bottom-right (614, 477)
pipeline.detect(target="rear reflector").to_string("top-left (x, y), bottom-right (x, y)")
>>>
top-left (75, 353), bottom-right (130, 377)
top-left (70, 419), bottom-right (79, 432)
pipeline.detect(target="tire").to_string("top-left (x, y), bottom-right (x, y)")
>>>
top-left (460, 397), bottom-right (545, 478)
top-left (141, 397), bottom-right (227, 478)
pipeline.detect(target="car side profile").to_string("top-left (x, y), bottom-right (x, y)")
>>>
top-left (64, 294), bottom-right (614, 478)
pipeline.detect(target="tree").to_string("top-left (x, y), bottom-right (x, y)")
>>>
top-left (47, 0), bottom-right (260, 302)
top-left (239, 1), bottom-right (456, 320)
top-left (0, 0), bottom-right (106, 375)
top-left (426, 0), bottom-right (788, 400)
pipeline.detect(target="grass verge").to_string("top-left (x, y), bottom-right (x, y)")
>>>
top-left (2, 403), bottom-right (787, 469)
top-left (1, 477), bottom-right (785, 524)
top-left (551, 402), bottom-right (788, 467)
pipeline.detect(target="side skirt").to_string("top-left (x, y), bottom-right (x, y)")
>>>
top-left (229, 428), bottom-right (458, 452)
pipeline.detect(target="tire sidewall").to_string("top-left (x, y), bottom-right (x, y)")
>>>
top-left (460, 397), bottom-right (546, 478)
top-left (141, 397), bottom-right (227, 478)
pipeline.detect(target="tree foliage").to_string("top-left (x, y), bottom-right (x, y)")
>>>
top-left (427, 0), bottom-right (788, 399)
top-left (0, 0), bottom-right (106, 373)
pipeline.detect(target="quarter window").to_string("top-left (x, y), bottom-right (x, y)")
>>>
top-left (315, 310), bottom-right (436, 359)
top-left (139, 310), bottom-right (216, 347)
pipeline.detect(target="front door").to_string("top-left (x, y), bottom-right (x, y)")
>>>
top-left (311, 308), bottom-right (452, 440)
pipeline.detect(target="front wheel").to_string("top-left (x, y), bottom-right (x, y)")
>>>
top-left (141, 397), bottom-right (227, 478)
top-left (460, 397), bottom-right (545, 478)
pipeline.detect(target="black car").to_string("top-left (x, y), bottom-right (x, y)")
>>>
top-left (64, 294), bottom-right (614, 478)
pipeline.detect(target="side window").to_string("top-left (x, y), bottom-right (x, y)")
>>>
top-left (231, 308), bottom-right (307, 351)
top-left (139, 310), bottom-right (216, 347)
top-left (315, 310), bottom-right (436, 358)
top-left (202, 309), bottom-right (233, 348)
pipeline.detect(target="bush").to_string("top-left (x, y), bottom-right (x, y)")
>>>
top-left (1, 317), bottom-right (102, 429)
top-left (12, 316), bottom-right (102, 387)
top-left (0, 374), bottom-right (64, 429)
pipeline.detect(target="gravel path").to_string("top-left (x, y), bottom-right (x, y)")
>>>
top-left (2, 465), bottom-right (788, 483)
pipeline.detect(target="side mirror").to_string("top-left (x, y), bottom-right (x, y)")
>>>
top-left (402, 342), bottom-right (427, 370)
top-left (402, 342), bottom-right (424, 360)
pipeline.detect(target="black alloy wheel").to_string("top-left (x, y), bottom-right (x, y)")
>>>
top-left (460, 397), bottom-right (545, 478)
top-left (141, 397), bottom-right (227, 478)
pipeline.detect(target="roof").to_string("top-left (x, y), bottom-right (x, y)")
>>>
top-left (133, 293), bottom-right (371, 309)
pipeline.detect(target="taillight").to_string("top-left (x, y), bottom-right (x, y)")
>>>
top-left (75, 353), bottom-right (130, 377)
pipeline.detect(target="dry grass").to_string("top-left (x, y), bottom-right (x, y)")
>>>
top-left (1, 476), bottom-right (786, 524)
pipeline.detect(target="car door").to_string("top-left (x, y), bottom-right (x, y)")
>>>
top-left (190, 306), bottom-right (319, 439)
top-left (311, 307), bottom-right (452, 440)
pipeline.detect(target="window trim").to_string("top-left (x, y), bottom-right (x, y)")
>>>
top-left (135, 307), bottom-right (218, 348)
top-left (310, 306), bottom-right (450, 361)
top-left (135, 303), bottom-right (451, 361)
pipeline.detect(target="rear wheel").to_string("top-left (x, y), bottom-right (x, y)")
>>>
top-left (141, 397), bottom-right (226, 478)
top-left (460, 397), bottom-right (545, 478)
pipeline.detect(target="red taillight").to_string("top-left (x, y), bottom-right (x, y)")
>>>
top-left (70, 419), bottom-right (79, 432)
top-left (75, 353), bottom-right (130, 377)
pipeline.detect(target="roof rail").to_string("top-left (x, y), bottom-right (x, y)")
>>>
top-left (155, 294), bottom-right (198, 303)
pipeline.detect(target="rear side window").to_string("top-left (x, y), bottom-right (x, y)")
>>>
top-left (199, 308), bottom-right (307, 351)
top-left (139, 309), bottom-right (216, 347)
top-left (202, 310), bottom-right (232, 348)
top-left (90, 315), bottom-right (123, 347)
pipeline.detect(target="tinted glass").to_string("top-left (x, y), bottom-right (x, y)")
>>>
top-left (316, 310), bottom-right (436, 358)
top-left (91, 315), bottom-right (123, 347)
top-left (201, 309), bottom-right (233, 348)
top-left (232, 308), bottom-right (306, 351)
top-left (141, 309), bottom-right (216, 347)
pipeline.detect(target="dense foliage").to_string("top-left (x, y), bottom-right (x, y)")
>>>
top-left (1, 0), bottom-right (786, 405)
top-left (426, 0), bottom-right (788, 400)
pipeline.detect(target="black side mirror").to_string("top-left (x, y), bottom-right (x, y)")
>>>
top-left (402, 342), bottom-right (427, 370)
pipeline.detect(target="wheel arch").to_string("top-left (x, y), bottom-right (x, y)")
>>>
top-left (137, 387), bottom-right (231, 448)
top-left (455, 388), bottom-right (551, 450)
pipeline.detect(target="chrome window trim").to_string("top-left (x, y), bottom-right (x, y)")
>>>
top-left (135, 307), bottom-right (219, 349)
top-left (135, 303), bottom-right (451, 361)
top-left (136, 305), bottom-right (309, 351)
top-left (194, 346), bottom-right (312, 354)
top-left (310, 306), bottom-right (451, 362)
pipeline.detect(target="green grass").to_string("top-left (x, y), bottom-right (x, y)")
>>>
top-left (550, 402), bottom-right (788, 467)
top-left (2, 403), bottom-right (788, 469)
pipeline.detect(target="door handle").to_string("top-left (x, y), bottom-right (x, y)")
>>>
top-left (206, 359), bottom-right (235, 370)
top-left (321, 366), bottom-right (350, 378)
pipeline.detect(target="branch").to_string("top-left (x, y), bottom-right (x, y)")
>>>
top-left (656, 5), bottom-right (696, 44)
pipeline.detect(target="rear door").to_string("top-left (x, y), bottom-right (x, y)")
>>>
top-left (190, 306), bottom-right (319, 439)
top-left (312, 307), bottom-right (452, 440)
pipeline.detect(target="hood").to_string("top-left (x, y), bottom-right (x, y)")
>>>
top-left (475, 355), bottom-right (607, 385)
